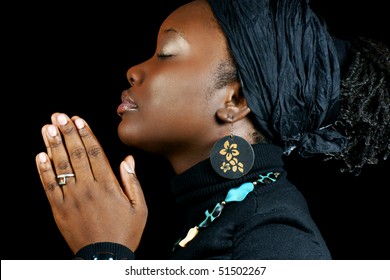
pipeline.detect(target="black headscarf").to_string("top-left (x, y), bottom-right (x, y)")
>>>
top-left (207, 0), bottom-right (347, 157)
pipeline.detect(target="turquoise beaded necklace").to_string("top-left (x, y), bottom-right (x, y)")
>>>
top-left (173, 171), bottom-right (280, 250)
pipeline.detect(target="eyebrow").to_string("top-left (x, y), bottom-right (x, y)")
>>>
top-left (162, 27), bottom-right (189, 42)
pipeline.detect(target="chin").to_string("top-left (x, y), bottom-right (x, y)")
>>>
top-left (117, 124), bottom-right (135, 147)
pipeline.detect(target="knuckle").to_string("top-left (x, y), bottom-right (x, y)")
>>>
top-left (64, 198), bottom-right (82, 213)
top-left (40, 164), bottom-right (53, 175)
top-left (82, 188), bottom-right (95, 201)
top-left (46, 181), bottom-right (57, 192)
top-left (61, 124), bottom-right (77, 136)
top-left (50, 137), bottom-right (63, 149)
top-left (78, 128), bottom-right (92, 138)
top-left (88, 145), bottom-right (103, 158)
top-left (70, 147), bottom-right (87, 160)
top-left (57, 159), bottom-right (71, 171)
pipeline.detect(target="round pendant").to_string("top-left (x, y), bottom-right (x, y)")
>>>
top-left (210, 135), bottom-right (255, 179)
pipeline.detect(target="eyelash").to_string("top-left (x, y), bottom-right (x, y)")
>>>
top-left (157, 52), bottom-right (173, 60)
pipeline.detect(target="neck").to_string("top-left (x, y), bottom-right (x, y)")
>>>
top-left (166, 144), bottom-right (214, 175)
top-left (167, 119), bottom-right (259, 174)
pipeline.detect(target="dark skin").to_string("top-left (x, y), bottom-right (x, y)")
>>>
top-left (35, 0), bottom-right (257, 254)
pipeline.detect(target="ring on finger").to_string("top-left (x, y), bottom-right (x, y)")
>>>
top-left (57, 173), bottom-right (75, 186)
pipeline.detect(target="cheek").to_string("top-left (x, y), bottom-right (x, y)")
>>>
top-left (150, 71), bottom-right (204, 112)
top-left (149, 62), bottom-right (215, 109)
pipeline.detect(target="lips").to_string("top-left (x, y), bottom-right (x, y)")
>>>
top-left (117, 90), bottom-right (138, 116)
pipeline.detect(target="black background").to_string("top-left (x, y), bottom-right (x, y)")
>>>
top-left (3, 0), bottom-right (389, 260)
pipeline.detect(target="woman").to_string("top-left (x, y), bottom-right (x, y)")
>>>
top-left (35, 0), bottom-right (389, 259)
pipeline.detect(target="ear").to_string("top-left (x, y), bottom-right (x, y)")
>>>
top-left (216, 81), bottom-right (251, 123)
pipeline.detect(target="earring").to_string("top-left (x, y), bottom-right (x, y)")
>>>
top-left (210, 122), bottom-right (255, 179)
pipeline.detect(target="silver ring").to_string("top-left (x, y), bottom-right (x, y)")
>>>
top-left (57, 173), bottom-right (75, 186)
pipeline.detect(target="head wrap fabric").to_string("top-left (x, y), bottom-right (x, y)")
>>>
top-left (207, 0), bottom-right (347, 157)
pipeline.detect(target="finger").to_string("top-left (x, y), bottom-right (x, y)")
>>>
top-left (51, 113), bottom-right (94, 182)
top-left (120, 156), bottom-right (147, 209)
top-left (35, 152), bottom-right (64, 206)
top-left (41, 126), bottom-right (53, 159)
top-left (42, 123), bottom-right (75, 181)
top-left (70, 116), bottom-right (115, 183)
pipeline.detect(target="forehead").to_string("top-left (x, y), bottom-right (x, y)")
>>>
top-left (159, 0), bottom-right (225, 46)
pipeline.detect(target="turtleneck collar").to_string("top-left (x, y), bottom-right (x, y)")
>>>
top-left (170, 143), bottom-right (285, 225)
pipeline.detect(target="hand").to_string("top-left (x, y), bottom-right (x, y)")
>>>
top-left (35, 113), bottom-right (147, 254)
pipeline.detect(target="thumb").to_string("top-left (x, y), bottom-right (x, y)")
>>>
top-left (120, 155), bottom-right (146, 208)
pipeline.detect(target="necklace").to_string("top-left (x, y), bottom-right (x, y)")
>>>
top-left (173, 171), bottom-right (280, 250)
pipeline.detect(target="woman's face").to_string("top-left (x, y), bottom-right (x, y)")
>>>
top-left (117, 0), bottom-right (232, 166)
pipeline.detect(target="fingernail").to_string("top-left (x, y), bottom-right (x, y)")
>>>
top-left (57, 114), bottom-right (68, 125)
top-left (75, 118), bottom-right (85, 129)
top-left (47, 125), bottom-right (57, 137)
top-left (39, 153), bottom-right (47, 163)
top-left (123, 161), bottom-right (134, 174)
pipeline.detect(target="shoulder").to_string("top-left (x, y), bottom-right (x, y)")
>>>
top-left (222, 175), bottom-right (331, 259)
top-left (230, 171), bottom-right (311, 218)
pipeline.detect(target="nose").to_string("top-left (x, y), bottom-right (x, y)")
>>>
top-left (126, 63), bottom-right (145, 87)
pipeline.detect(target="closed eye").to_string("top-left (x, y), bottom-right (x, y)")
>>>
top-left (157, 52), bottom-right (173, 60)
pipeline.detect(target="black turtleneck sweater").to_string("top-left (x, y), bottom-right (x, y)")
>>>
top-left (75, 143), bottom-right (331, 260)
